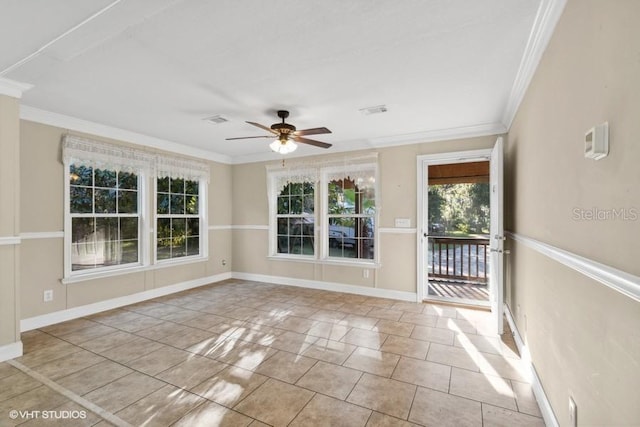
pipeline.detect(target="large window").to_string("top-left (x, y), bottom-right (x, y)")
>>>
top-left (268, 156), bottom-right (378, 264)
top-left (156, 177), bottom-right (202, 261)
top-left (63, 135), bottom-right (209, 280)
top-left (276, 182), bottom-right (315, 256)
top-left (69, 165), bottom-right (140, 271)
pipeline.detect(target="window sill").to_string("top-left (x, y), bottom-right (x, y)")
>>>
top-left (62, 256), bottom-right (209, 285)
top-left (267, 255), bottom-right (380, 268)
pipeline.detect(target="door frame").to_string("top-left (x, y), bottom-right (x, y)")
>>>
top-left (416, 149), bottom-right (493, 303)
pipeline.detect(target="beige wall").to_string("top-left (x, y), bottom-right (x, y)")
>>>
top-left (232, 136), bottom-right (496, 293)
top-left (19, 120), bottom-right (232, 319)
top-left (0, 95), bottom-right (21, 349)
top-left (505, 0), bottom-right (640, 424)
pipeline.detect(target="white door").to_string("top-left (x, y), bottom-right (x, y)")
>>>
top-left (489, 137), bottom-right (504, 335)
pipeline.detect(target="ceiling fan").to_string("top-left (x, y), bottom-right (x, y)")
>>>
top-left (226, 110), bottom-right (332, 154)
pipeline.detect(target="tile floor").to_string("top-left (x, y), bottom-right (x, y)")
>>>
top-left (1, 280), bottom-right (545, 426)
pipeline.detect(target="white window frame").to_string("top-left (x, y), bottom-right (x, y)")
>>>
top-left (64, 163), bottom-right (148, 280)
top-left (153, 176), bottom-right (209, 265)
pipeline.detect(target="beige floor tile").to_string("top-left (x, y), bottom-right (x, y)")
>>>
top-left (424, 304), bottom-right (459, 318)
top-left (160, 308), bottom-right (202, 323)
top-left (380, 335), bottom-right (430, 360)
top-left (302, 339), bottom-right (357, 364)
top-left (0, 362), bottom-right (19, 380)
top-left (408, 386), bottom-right (482, 427)
top-left (17, 340), bottom-right (84, 368)
top-left (427, 342), bottom-right (480, 371)
top-left (269, 331), bottom-right (318, 354)
top-left (310, 309), bottom-right (348, 323)
top-left (0, 372), bottom-right (42, 402)
top-left (307, 321), bottom-right (351, 341)
top-left (273, 315), bottom-right (316, 334)
top-left (366, 411), bottom-right (421, 426)
top-left (341, 329), bottom-right (388, 350)
top-left (512, 381), bottom-right (543, 417)
top-left (343, 347), bottom-right (400, 378)
top-left (135, 321), bottom-right (191, 340)
top-left (111, 314), bottom-right (166, 332)
top-left (116, 384), bottom-right (205, 426)
top-left (78, 330), bottom-right (138, 353)
top-left (57, 324), bottom-right (118, 345)
top-left (296, 360), bottom-right (362, 399)
top-left (280, 305), bottom-right (320, 318)
top-left (337, 303), bottom-right (375, 316)
top-left (410, 325), bottom-right (455, 345)
top-left (312, 301), bottom-right (345, 311)
top-left (31, 349), bottom-right (106, 380)
top-left (100, 336), bottom-right (164, 363)
top-left (57, 359), bottom-right (133, 395)
top-left (449, 368), bottom-right (517, 411)
top-left (158, 327), bottom-right (218, 349)
top-left (372, 320), bottom-right (414, 338)
top-left (40, 319), bottom-right (98, 336)
top-left (399, 312), bottom-right (438, 327)
top-left (361, 298), bottom-right (396, 309)
top-left (20, 401), bottom-right (102, 427)
top-left (338, 314), bottom-right (380, 330)
top-left (347, 373), bottom-right (416, 419)
top-left (207, 319), bottom-right (250, 337)
top-left (390, 302), bottom-right (425, 313)
top-left (156, 355), bottom-right (228, 389)
top-left (173, 401), bottom-right (253, 426)
top-left (436, 316), bottom-right (477, 334)
top-left (455, 332), bottom-right (505, 356)
top-left (228, 324), bottom-right (286, 346)
top-left (206, 338), bottom-right (277, 370)
top-left (482, 404), bottom-right (545, 427)
top-left (83, 371), bottom-right (165, 413)
top-left (290, 393), bottom-right (371, 427)
top-left (126, 345), bottom-right (192, 376)
top-left (254, 350), bottom-right (317, 384)
top-left (476, 351), bottom-right (529, 382)
top-left (179, 313), bottom-right (228, 330)
top-left (366, 308), bottom-right (403, 322)
top-left (0, 385), bottom-right (68, 425)
top-left (190, 365), bottom-right (269, 407)
top-left (391, 357), bottom-right (451, 392)
top-left (234, 378), bottom-right (315, 427)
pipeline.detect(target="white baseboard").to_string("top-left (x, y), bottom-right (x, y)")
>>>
top-left (232, 272), bottom-right (417, 302)
top-left (0, 341), bottom-right (23, 362)
top-left (20, 272), bottom-right (232, 332)
top-left (504, 304), bottom-right (558, 427)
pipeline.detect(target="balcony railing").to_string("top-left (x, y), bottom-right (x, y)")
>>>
top-left (428, 236), bottom-right (490, 284)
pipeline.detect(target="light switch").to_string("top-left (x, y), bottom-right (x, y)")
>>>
top-left (394, 218), bottom-right (411, 228)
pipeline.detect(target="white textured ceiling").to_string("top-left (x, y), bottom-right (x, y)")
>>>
top-left (2, 0), bottom-right (549, 163)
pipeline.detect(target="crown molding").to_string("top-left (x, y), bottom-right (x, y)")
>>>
top-left (231, 121), bottom-right (505, 164)
top-left (502, 0), bottom-right (568, 129)
top-left (19, 105), bottom-right (233, 165)
top-left (0, 77), bottom-right (33, 99)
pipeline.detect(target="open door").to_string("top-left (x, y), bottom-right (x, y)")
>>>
top-left (489, 137), bottom-right (504, 335)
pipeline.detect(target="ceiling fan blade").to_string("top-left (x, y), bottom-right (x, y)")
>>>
top-left (225, 135), bottom-right (273, 140)
top-left (293, 127), bottom-right (332, 136)
top-left (293, 136), bottom-right (332, 149)
top-left (246, 121), bottom-right (279, 135)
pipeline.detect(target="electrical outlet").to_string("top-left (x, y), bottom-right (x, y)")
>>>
top-left (363, 269), bottom-right (370, 278)
top-left (569, 396), bottom-right (577, 427)
top-left (43, 290), bottom-right (53, 302)
top-left (221, 259), bottom-right (227, 266)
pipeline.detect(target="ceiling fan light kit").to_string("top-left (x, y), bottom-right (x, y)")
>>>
top-left (226, 110), bottom-right (332, 155)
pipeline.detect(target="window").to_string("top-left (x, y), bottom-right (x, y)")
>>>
top-left (276, 182), bottom-right (315, 256)
top-left (63, 135), bottom-right (210, 280)
top-left (268, 155), bottom-right (378, 264)
top-left (156, 177), bottom-right (202, 261)
top-left (69, 164), bottom-right (141, 271)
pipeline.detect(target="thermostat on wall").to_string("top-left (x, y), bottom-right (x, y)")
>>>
top-left (585, 122), bottom-right (609, 160)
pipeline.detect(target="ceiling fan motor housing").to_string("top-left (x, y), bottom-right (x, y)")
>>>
top-left (271, 111), bottom-right (296, 134)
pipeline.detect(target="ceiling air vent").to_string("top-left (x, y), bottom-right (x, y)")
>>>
top-left (203, 115), bottom-right (229, 124)
top-left (359, 105), bottom-right (388, 115)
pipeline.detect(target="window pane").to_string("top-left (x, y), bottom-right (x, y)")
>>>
top-left (187, 218), bottom-right (199, 237)
top-left (289, 237), bottom-right (302, 254)
top-left (302, 237), bottom-right (314, 255)
top-left (172, 240), bottom-right (187, 258)
top-left (157, 193), bottom-right (169, 214)
top-left (186, 237), bottom-right (199, 256)
top-left (71, 242), bottom-right (96, 271)
top-left (172, 218), bottom-right (186, 238)
top-left (303, 195), bottom-right (314, 214)
top-left (186, 195), bottom-right (198, 214)
top-left (170, 195), bottom-right (185, 214)
top-left (291, 182), bottom-right (304, 196)
top-left (120, 217), bottom-right (138, 240)
top-left (121, 240), bottom-right (139, 263)
top-left (302, 220), bottom-right (314, 236)
top-left (72, 218), bottom-right (95, 243)
top-left (70, 165), bottom-right (92, 186)
top-left (157, 177), bottom-right (170, 192)
top-left (185, 180), bottom-right (199, 195)
top-left (118, 190), bottom-right (138, 213)
top-left (277, 236), bottom-right (289, 254)
top-left (157, 218), bottom-right (171, 239)
top-left (95, 169), bottom-right (116, 188)
top-left (95, 217), bottom-right (118, 242)
top-left (290, 195), bottom-right (303, 214)
top-left (70, 186), bottom-right (93, 213)
top-left (118, 171), bottom-right (138, 190)
top-left (171, 178), bottom-right (184, 193)
top-left (277, 196), bottom-right (288, 215)
top-left (95, 189), bottom-right (116, 213)
top-left (277, 218), bottom-right (288, 235)
top-left (157, 239), bottom-right (171, 260)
